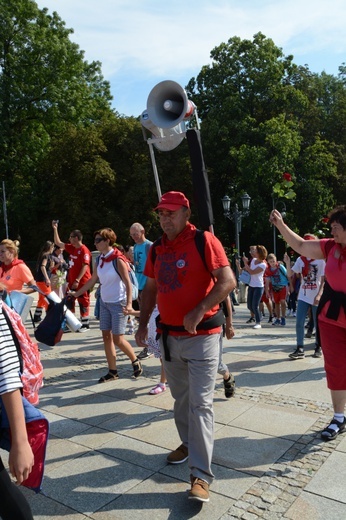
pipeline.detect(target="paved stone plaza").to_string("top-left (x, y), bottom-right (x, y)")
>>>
top-left (3, 298), bottom-right (346, 520)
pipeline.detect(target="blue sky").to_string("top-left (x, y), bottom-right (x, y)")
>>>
top-left (36, 0), bottom-right (346, 117)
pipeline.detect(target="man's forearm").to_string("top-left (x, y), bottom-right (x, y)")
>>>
top-left (196, 270), bottom-right (236, 315)
top-left (53, 228), bottom-right (64, 248)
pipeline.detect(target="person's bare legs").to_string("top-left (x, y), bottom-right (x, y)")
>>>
top-left (331, 390), bottom-right (346, 414)
top-left (102, 330), bottom-right (117, 370)
top-left (160, 358), bottom-right (167, 385)
top-left (274, 303), bottom-right (281, 320)
top-left (113, 334), bottom-right (136, 362)
top-left (266, 299), bottom-right (273, 318)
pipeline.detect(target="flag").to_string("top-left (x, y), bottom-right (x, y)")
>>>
top-left (186, 129), bottom-right (214, 232)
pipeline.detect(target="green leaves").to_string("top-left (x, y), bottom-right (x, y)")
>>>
top-left (272, 173), bottom-right (296, 201)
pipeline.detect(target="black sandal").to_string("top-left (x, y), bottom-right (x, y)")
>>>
top-left (223, 374), bottom-right (235, 398)
top-left (98, 371), bottom-right (119, 383)
top-left (321, 418), bottom-right (346, 441)
top-left (132, 358), bottom-right (143, 379)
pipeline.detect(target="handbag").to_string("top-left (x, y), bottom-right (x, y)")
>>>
top-left (0, 395), bottom-right (49, 492)
top-left (34, 298), bottom-right (67, 346)
top-left (239, 270), bottom-right (251, 285)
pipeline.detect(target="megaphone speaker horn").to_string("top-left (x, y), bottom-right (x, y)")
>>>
top-left (147, 80), bottom-right (195, 129)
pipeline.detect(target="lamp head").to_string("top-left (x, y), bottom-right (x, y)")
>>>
top-left (241, 193), bottom-right (251, 211)
top-left (221, 195), bottom-right (231, 215)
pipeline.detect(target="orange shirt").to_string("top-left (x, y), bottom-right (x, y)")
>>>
top-left (0, 262), bottom-right (33, 292)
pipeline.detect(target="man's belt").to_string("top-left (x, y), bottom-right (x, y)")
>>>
top-left (155, 308), bottom-right (225, 361)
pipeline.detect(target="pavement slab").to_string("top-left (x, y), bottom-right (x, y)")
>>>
top-left (8, 299), bottom-right (346, 520)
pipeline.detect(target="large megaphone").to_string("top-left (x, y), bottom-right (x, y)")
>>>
top-left (141, 81), bottom-right (198, 199)
top-left (146, 80), bottom-right (196, 129)
top-left (141, 110), bottom-right (185, 151)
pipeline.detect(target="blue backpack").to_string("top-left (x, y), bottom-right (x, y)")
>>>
top-left (96, 255), bottom-right (139, 301)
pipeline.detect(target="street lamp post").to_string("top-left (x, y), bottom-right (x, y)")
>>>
top-left (221, 193), bottom-right (251, 264)
top-left (272, 196), bottom-right (287, 256)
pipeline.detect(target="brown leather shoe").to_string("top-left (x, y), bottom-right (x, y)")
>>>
top-left (188, 475), bottom-right (210, 502)
top-left (167, 444), bottom-right (188, 464)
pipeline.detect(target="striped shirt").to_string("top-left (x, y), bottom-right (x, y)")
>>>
top-left (0, 301), bottom-right (22, 395)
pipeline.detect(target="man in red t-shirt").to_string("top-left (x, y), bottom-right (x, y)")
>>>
top-left (52, 221), bottom-right (92, 330)
top-left (136, 191), bottom-right (235, 503)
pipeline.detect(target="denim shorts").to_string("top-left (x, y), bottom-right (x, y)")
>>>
top-left (99, 299), bottom-right (127, 335)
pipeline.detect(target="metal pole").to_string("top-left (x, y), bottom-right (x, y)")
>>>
top-left (272, 196), bottom-right (276, 256)
top-left (2, 181), bottom-right (9, 239)
top-left (147, 140), bottom-right (162, 201)
top-left (235, 214), bottom-right (240, 259)
top-left (273, 226), bottom-right (276, 256)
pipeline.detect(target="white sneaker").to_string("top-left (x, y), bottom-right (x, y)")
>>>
top-left (253, 324), bottom-right (262, 329)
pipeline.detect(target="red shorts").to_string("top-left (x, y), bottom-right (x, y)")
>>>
top-left (261, 292), bottom-right (270, 303)
top-left (271, 287), bottom-right (287, 304)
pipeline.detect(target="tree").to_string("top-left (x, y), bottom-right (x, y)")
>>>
top-left (186, 32), bottom-right (345, 247)
top-left (0, 0), bottom-right (112, 245)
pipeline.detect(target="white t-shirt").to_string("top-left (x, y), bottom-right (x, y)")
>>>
top-left (292, 257), bottom-right (325, 304)
top-left (97, 254), bottom-right (126, 303)
top-left (249, 258), bottom-right (266, 288)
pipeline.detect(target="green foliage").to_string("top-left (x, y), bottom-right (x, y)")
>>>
top-left (186, 32), bottom-right (346, 251)
top-left (0, 0), bottom-right (113, 255)
top-left (1, 10), bottom-right (346, 262)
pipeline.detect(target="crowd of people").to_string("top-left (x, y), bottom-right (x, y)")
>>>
top-left (235, 238), bottom-right (325, 361)
top-left (0, 193), bottom-right (345, 513)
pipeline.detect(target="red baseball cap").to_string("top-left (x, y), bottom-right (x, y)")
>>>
top-left (154, 191), bottom-right (190, 211)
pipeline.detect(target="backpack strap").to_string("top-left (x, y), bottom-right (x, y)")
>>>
top-left (111, 257), bottom-right (134, 281)
top-left (112, 258), bottom-right (122, 280)
top-left (151, 237), bottom-right (162, 265)
top-left (157, 308), bottom-right (225, 361)
top-left (194, 229), bottom-right (208, 273)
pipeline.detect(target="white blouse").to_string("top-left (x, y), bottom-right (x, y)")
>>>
top-left (249, 258), bottom-right (266, 288)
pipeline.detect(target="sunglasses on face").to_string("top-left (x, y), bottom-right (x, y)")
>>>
top-left (94, 237), bottom-right (104, 244)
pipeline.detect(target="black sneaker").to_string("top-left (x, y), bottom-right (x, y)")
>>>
top-left (137, 347), bottom-right (153, 360)
top-left (289, 348), bottom-right (305, 360)
top-left (312, 346), bottom-right (322, 358)
top-left (246, 317), bottom-right (255, 323)
top-left (78, 324), bottom-right (90, 333)
top-left (223, 374), bottom-right (235, 398)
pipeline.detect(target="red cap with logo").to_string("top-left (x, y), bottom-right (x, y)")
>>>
top-left (154, 191), bottom-right (190, 211)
